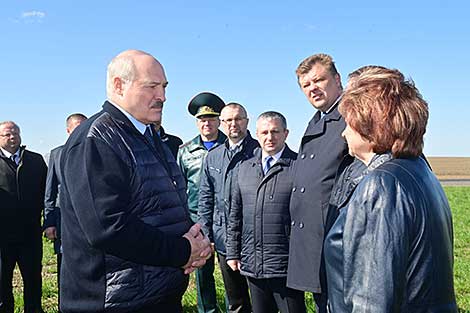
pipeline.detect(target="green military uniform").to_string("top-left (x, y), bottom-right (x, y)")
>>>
top-left (178, 91), bottom-right (226, 313)
top-left (177, 130), bottom-right (226, 222)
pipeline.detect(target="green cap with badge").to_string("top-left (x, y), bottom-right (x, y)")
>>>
top-left (188, 92), bottom-right (225, 118)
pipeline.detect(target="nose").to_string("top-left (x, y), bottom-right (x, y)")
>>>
top-left (154, 86), bottom-right (166, 103)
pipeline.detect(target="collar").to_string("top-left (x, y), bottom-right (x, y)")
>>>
top-left (0, 147), bottom-right (20, 159)
top-left (262, 146), bottom-right (285, 164)
top-left (228, 137), bottom-right (245, 150)
top-left (107, 100), bottom-right (147, 135)
top-left (320, 95), bottom-right (342, 117)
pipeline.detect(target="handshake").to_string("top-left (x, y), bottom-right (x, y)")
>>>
top-left (182, 223), bottom-right (213, 274)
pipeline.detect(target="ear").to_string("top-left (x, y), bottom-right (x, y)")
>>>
top-left (284, 129), bottom-right (289, 139)
top-left (113, 77), bottom-right (124, 96)
top-left (334, 74), bottom-right (342, 88)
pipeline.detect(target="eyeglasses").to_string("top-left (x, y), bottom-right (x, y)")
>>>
top-left (220, 117), bottom-right (247, 124)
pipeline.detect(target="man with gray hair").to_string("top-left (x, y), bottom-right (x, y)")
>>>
top-left (43, 113), bottom-right (87, 313)
top-left (226, 112), bottom-right (305, 313)
top-left (0, 121), bottom-right (47, 313)
top-left (59, 50), bottom-right (211, 313)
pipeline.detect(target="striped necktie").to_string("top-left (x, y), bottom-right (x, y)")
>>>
top-left (264, 156), bottom-right (273, 174)
top-left (10, 154), bottom-right (18, 167)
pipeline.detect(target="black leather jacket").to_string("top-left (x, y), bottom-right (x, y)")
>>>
top-left (324, 154), bottom-right (457, 313)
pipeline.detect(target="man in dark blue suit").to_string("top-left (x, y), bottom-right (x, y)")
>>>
top-left (43, 113), bottom-right (87, 312)
top-left (286, 54), bottom-right (349, 313)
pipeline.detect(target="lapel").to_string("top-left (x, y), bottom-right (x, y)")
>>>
top-left (259, 145), bottom-right (295, 186)
top-left (301, 103), bottom-right (343, 145)
top-left (0, 146), bottom-right (24, 171)
top-left (223, 131), bottom-right (255, 178)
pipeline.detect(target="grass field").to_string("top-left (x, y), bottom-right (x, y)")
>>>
top-left (10, 187), bottom-right (470, 312)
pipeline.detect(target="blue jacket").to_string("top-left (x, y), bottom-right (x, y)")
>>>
top-left (325, 154), bottom-right (457, 313)
top-left (198, 133), bottom-right (258, 255)
top-left (226, 146), bottom-right (297, 278)
top-left (59, 101), bottom-right (193, 313)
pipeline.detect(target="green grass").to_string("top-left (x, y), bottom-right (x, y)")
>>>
top-left (10, 187), bottom-right (470, 312)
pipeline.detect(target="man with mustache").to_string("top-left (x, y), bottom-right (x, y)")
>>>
top-left (59, 49), bottom-right (211, 313)
top-left (287, 53), bottom-right (349, 313)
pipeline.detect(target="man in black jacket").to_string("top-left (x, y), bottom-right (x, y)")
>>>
top-left (59, 49), bottom-right (211, 313)
top-left (43, 113), bottom-right (87, 313)
top-left (198, 103), bottom-right (257, 313)
top-left (0, 121), bottom-right (47, 313)
top-left (226, 112), bottom-right (305, 313)
top-left (287, 53), bottom-right (348, 313)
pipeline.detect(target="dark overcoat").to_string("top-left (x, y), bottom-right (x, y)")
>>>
top-left (287, 104), bottom-right (348, 293)
top-left (0, 147), bottom-right (47, 244)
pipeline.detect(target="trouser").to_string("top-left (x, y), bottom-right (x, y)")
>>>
top-left (57, 253), bottom-right (62, 313)
top-left (0, 238), bottom-right (43, 313)
top-left (247, 277), bottom-right (306, 313)
top-left (313, 292), bottom-right (327, 313)
top-left (217, 253), bottom-right (251, 313)
top-left (195, 255), bottom-right (218, 313)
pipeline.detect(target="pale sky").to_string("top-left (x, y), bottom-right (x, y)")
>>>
top-left (1, 0), bottom-right (469, 156)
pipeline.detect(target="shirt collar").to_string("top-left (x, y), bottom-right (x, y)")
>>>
top-left (107, 100), bottom-right (147, 135)
top-left (262, 146), bottom-right (285, 165)
top-left (1, 147), bottom-right (19, 159)
top-left (228, 137), bottom-right (245, 150)
top-left (321, 95), bottom-right (342, 118)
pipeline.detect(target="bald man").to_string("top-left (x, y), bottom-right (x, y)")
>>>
top-left (59, 50), bottom-right (211, 313)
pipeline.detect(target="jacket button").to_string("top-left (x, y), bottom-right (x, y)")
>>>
top-left (172, 180), bottom-right (177, 186)
top-left (310, 154), bottom-right (315, 159)
top-left (299, 222), bottom-right (304, 229)
top-left (269, 195), bottom-right (273, 200)
top-left (291, 221), bottom-right (295, 226)
top-left (292, 187), bottom-right (297, 192)
top-left (300, 153), bottom-right (306, 159)
top-left (300, 187), bottom-right (305, 193)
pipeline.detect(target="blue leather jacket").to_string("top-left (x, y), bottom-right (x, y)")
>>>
top-left (325, 154), bottom-right (457, 313)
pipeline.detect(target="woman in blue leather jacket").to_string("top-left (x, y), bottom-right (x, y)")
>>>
top-left (324, 67), bottom-right (457, 313)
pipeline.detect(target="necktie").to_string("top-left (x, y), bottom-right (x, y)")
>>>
top-left (144, 126), bottom-right (155, 148)
top-left (264, 156), bottom-right (273, 174)
top-left (10, 155), bottom-right (18, 168)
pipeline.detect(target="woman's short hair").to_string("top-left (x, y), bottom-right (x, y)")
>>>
top-left (339, 67), bottom-right (428, 158)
